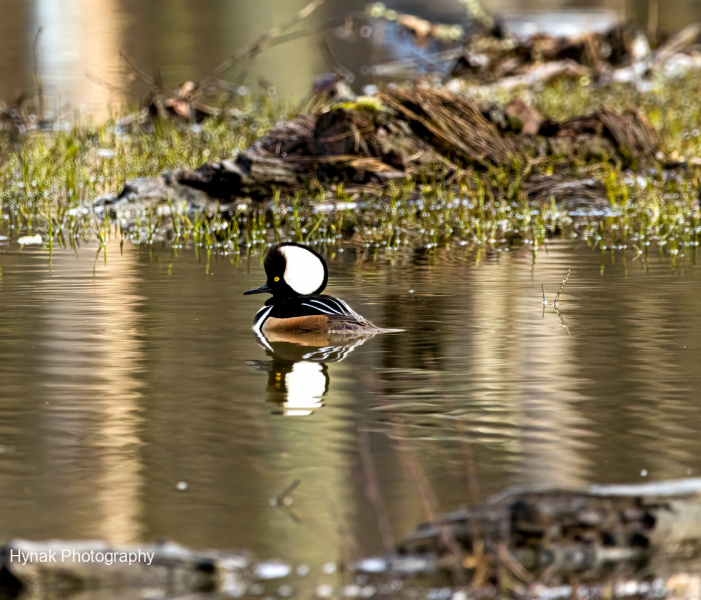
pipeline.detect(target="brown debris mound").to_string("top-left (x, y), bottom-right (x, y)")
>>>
top-left (172, 87), bottom-right (658, 203)
top-left (104, 87), bottom-right (659, 212)
top-left (378, 88), bottom-right (510, 165)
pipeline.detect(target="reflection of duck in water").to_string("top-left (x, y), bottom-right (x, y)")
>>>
top-left (244, 243), bottom-right (401, 336)
top-left (247, 331), bottom-right (369, 416)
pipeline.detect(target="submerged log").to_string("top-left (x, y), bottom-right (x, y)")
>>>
top-left (394, 478), bottom-right (701, 583)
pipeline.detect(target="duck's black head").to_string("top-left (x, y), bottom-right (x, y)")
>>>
top-left (244, 243), bottom-right (328, 299)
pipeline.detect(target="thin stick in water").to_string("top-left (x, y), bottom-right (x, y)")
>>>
top-left (555, 305), bottom-right (572, 338)
top-left (271, 479), bottom-right (301, 506)
top-left (553, 268), bottom-right (571, 306)
top-left (541, 283), bottom-right (546, 318)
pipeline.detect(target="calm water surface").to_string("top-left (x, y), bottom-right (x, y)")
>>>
top-left (1, 239), bottom-right (701, 567)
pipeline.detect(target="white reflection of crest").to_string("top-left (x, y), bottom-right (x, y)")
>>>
top-left (252, 332), bottom-right (374, 416)
top-left (282, 361), bottom-right (327, 416)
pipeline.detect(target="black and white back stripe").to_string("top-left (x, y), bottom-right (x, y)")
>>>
top-left (252, 295), bottom-right (363, 332)
top-left (300, 297), bottom-right (358, 318)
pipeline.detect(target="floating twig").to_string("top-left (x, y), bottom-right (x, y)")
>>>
top-left (541, 284), bottom-right (546, 318)
top-left (270, 479), bottom-right (301, 507)
top-left (555, 305), bottom-right (572, 338)
top-left (553, 268), bottom-right (571, 306)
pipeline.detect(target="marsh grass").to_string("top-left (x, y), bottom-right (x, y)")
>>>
top-left (1, 76), bottom-right (700, 265)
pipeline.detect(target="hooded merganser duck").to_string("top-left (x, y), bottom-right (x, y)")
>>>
top-left (244, 243), bottom-right (400, 336)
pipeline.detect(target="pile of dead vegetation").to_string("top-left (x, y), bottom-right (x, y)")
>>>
top-left (97, 84), bottom-right (659, 220)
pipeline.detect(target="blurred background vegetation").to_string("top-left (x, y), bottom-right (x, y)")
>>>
top-left (0, 0), bottom-right (693, 109)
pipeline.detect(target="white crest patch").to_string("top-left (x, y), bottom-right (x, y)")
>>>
top-left (280, 245), bottom-right (326, 295)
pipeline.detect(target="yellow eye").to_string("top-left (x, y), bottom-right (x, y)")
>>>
top-left (274, 277), bottom-right (280, 282)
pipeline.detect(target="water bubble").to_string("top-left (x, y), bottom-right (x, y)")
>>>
top-left (355, 558), bottom-right (386, 573)
top-left (255, 561), bottom-right (291, 580)
top-left (322, 562), bottom-right (337, 574)
top-left (343, 585), bottom-right (362, 597)
top-left (361, 585), bottom-right (376, 597)
top-left (426, 588), bottom-right (452, 600)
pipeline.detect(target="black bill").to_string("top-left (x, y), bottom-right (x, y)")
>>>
top-left (244, 284), bottom-right (272, 295)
